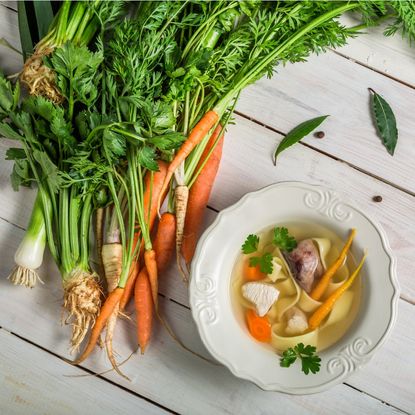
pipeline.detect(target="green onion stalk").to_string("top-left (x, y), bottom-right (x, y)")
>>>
top-left (21, 0), bottom-right (104, 103)
top-left (8, 190), bottom-right (48, 288)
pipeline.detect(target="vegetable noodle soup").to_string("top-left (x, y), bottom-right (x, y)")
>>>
top-left (231, 222), bottom-right (363, 353)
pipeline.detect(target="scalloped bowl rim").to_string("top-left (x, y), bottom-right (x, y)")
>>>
top-left (189, 182), bottom-right (399, 394)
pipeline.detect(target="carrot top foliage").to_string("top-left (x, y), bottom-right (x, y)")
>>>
top-left (2, 0), bottom-right (414, 362)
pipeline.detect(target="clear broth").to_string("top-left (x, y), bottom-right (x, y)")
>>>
top-left (231, 221), bottom-right (362, 353)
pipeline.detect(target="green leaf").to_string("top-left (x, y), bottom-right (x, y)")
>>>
top-left (10, 162), bottom-right (30, 190)
top-left (242, 234), bottom-right (259, 254)
top-left (148, 132), bottom-right (185, 150)
top-left (23, 96), bottom-right (57, 122)
top-left (249, 252), bottom-right (273, 274)
top-left (51, 112), bottom-right (77, 152)
top-left (103, 129), bottom-right (126, 160)
top-left (301, 354), bottom-right (321, 375)
top-left (17, 1), bottom-right (34, 61)
top-left (0, 122), bottom-right (24, 141)
top-left (49, 43), bottom-right (103, 105)
top-left (273, 115), bottom-right (329, 164)
top-left (9, 112), bottom-right (36, 143)
top-left (280, 348), bottom-right (297, 367)
top-left (273, 227), bottom-right (297, 252)
top-left (137, 146), bottom-right (159, 171)
top-left (369, 88), bottom-right (398, 156)
top-left (33, 1), bottom-right (54, 39)
top-left (32, 150), bottom-right (62, 193)
top-left (6, 147), bottom-right (26, 160)
top-left (0, 76), bottom-right (14, 112)
top-left (280, 343), bottom-right (321, 375)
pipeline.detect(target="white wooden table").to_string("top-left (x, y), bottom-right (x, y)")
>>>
top-left (0, 3), bottom-right (414, 415)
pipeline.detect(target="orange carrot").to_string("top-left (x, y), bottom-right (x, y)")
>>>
top-left (244, 260), bottom-right (265, 282)
top-left (181, 126), bottom-right (224, 265)
top-left (119, 161), bottom-right (168, 310)
top-left (308, 251), bottom-right (367, 330)
top-left (310, 228), bottom-right (357, 300)
top-left (246, 309), bottom-right (271, 342)
top-left (134, 267), bottom-right (153, 353)
top-left (153, 212), bottom-right (176, 274)
top-left (119, 260), bottom-right (140, 310)
top-left (144, 249), bottom-right (158, 308)
top-left (144, 160), bottom-right (169, 228)
top-left (158, 110), bottom-right (219, 210)
top-left (74, 287), bottom-right (124, 364)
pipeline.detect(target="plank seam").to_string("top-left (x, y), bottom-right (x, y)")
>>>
top-left (331, 49), bottom-right (415, 91)
top-left (344, 383), bottom-right (410, 415)
top-left (1, 325), bottom-right (409, 414)
top-left (0, 2), bottom-right (17, 13)
top-left (235, 110), bottom-right (415, 198)
top-left (0, 326), bottom-right (180, 415)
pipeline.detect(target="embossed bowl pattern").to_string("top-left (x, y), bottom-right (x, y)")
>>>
top-left (189, 182), bottom-right (399, 394)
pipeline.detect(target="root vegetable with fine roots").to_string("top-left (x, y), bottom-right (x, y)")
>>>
top-left (102, 242), bottom-right (128, 379)
top-left (174, 184), bottom-right (189, 281)
top-left (63, 269), bottom-right (101, 353)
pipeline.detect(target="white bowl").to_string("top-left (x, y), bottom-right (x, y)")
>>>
top-left (189, 182), bottom-right (399, 394)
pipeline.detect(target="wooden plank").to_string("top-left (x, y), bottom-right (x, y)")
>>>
top-left (337, 13), bottom-right (415, 89)
top-left (0, 3), bottom-right (22, 75)
top-left (0, 209), bottom-right (412, 414)
top-left (0, 222), bottom-right (406, 415)
top-left (0, 2), bottom-right (17, 12)
top-left (0, 329), bottom-right (168, 415)
top-left (236, 51), bottom-right (415, 195)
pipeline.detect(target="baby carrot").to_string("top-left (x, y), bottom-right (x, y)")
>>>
top-left (153, 212), bottom-right (176, 274)
top-left (119, 161), bottom-right (168, 310)
top-left (144, 249), bottom-right (158, 308)
top-left (158, 110), bottom-right (219, 211)
top-left (310, 228), bottom-right (357, 300)
top-left (74, 287), bottom-right (124, 364)
top-left (308, 251), bottom-right (367, 331)
top-left (134, 267), bottom-right (153, 354)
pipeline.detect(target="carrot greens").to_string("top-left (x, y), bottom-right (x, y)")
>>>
top-left (2, 0), bottom-right (414, 370)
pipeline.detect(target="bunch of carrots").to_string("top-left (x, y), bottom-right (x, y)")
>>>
top-left (3, 0), bottom-right (410, 376)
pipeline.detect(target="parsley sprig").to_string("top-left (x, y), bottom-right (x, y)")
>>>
top-left (273, 227), bottom-right (297, 252)
top-left (241, 226), bottom-right (297, 275)
top-left (280, 343), bottom-right (321, 375)
top-left (241, 234), bottom-right (259, 254)
top-left (249, 252), bottom-right (273, 274)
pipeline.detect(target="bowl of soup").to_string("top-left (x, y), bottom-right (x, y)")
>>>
top-left (189, 182), bottom-right (399, 394)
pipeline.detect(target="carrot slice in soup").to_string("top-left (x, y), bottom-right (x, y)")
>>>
top-left (244, 259), bottom-right (265, 281)
top-left (246, 309), bottom-right (271, 342)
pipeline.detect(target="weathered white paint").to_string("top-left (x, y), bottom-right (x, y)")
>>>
top-left (0, 213), bottom-right (412, 414)
top-left (236, 51), bottom-right (415, 194)
top-left (0, 3), bottom-right (414, 415)
top-left (0, 329), bottom-right (168, 415)
top-left (338, 13), bottom-right (415, 88)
